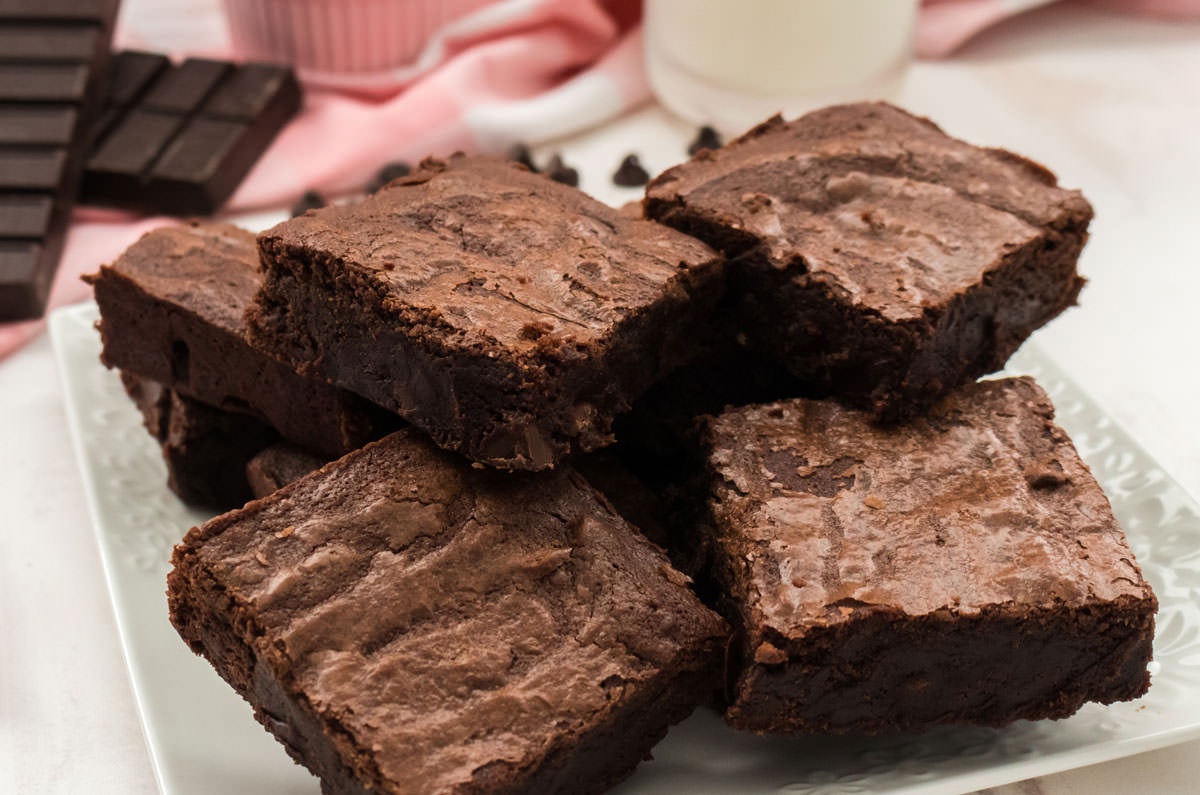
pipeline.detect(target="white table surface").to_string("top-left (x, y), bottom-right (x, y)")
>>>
top-left (3, 2), bottom-right (1200, 793)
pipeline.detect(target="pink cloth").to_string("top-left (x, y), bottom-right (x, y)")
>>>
top-left (917, 0), bottom-right (1200, 58)
top-left (4, 0), bottom-right (1200, 360)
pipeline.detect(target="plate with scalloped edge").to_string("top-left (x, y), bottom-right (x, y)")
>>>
top-left (51, 300), bottom-right (1200, 795)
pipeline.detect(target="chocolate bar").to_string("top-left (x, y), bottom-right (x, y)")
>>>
top-left (0, 0), bottom-right (119, 320)
top-left (82, 52), bottom-right (302, 216)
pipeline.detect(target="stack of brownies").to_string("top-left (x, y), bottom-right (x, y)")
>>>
top-left (87, 103), bottom-right (1158, 794)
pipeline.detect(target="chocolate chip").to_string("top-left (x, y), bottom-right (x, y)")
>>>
top-left (688, 125), bottom-right (722, 156)
top-left (290, 189), bottom-right (325, 217)
top-left (366, 161), bottom-right (412, 193)
top-left (545, 154), bottom-right (578, 187)
top-left (612, 154), bottom-right (649, 187)
top-left (753, 640), bottom-right (788, 666)
top-left (506, 142), bottom-right (538, 173)
top-left (691, 124), bottom-right (724, 157)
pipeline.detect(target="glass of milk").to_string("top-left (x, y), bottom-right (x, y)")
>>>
top-left (645, 0), bottom-right (920, 133)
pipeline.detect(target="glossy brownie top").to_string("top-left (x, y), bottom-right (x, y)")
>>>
top-left (177, 430), bottom-right (725, 793)
top-left (258, 155), bottom-right (722, 357)
top-left (96, 222), bottom-right (259, 333)
top-left (646, 102), bottom-right (1093, 321)
top-left (702, 377), bottom-right (1153, 644)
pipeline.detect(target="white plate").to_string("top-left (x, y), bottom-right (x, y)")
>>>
top-left (51, 301), bottom-right (1200, 795)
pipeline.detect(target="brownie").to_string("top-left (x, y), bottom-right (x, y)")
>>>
top-left (247, 155), bottom-right (724, 470)
top-left (168, 430), bottom-right (726, 794)
top-left (245, 442), bottom-right (327, 499)
top-left (645, 103), bottom-right (1093, 421)
top-left (86, 223), bottom-right (398, 457)
top-left (697, 377), bottom-right (1156, 734)
top-left (120, 372), bottom-right (276, 509)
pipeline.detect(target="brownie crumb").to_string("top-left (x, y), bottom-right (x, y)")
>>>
top-left (366, 161), bottom-right (413, 194)
top-left (687, 125), bottom-right (722, 156)
top-left (290, 190), bottom-right (326, 217)
top-left (613, 154), bottom-right (650, 187)
top-left (546, 154), bottom-right (579, 187)
top-left (506, 143), bottom-right (538, 173)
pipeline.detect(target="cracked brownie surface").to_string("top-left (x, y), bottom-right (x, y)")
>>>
top-left (169, 429), bottom-right (726, 794)
top-left (248, 155), bottom-right (724, 470)
top-left (699, 377), bottom-right (1156, 734)
top-left (646, 103), bottom-right (1093, 420)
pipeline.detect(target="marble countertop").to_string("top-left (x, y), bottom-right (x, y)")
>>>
top-left (2, 2), bottom-right (1198, 793)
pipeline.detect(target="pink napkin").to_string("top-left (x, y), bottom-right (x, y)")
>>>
top-left (4, 0), bottom-right (1199, 361)
top-left (917, 0), bottom-right (1200, 58)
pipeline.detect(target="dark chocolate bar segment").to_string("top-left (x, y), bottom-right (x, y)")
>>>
top-left (0, 0), bottom-right (118, 320)
top-left (0, 64), bottom-right (91, 102)
top-left (0, 242), bottom-right (44, 312)
top-left (0, 195), bottom-right (53, 237)
top-left (82, 54), bottom-right (301, 216)
top-left (141, 58), bottom-right (231, 114)
top-left (103, 51), bottom-right (170, 107)
top-left (0, 106), bottom-right (78, 145)
top-left (0, 0), bottom-right (117, 20)
top-left (0, 26), bottom-right (100, 61)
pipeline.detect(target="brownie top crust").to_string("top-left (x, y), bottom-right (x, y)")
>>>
top-left (178, 430), bottom-right (725, 793)
top-left (645, 102), bottom-right (1093, 322)
top-left (703, 377), bottom-right (1153, 640)
top-left (258, 155), bottom-right (722, 358)
top-left (100, 222), bottom-right (259, 333)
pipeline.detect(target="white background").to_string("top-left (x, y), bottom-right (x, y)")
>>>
top-left (3, 2), bottom-right (1200, 793)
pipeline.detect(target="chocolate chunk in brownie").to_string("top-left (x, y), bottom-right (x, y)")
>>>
top-left (698, 377), bottom-right (1156, 734)
top-left (86, 222), bottom-right (399, 457)
top-left (120, 372), bottom-right (276, 509)
top-left (646, 103), bottom-right (1093, 421)
top-left (248, 155), bottom-right (724, 470)
top-left (245, 442), bottom-right (328, 499)
top-left (169, 430), bottom-right (726, 795)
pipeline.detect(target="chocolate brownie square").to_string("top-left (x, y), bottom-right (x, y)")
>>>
top-left (646, 103), bottom-right (1093, 421)
top-left (169, 430), bottom-right (727, 794)
top-left (698, 377), bottom-right (1156, 734)
top-left (247, 155), bottom-right (724, 470)
top-left (120, 371), bottom-right (276, 509)
top-left (86, 222), bottom-right (397, 457)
